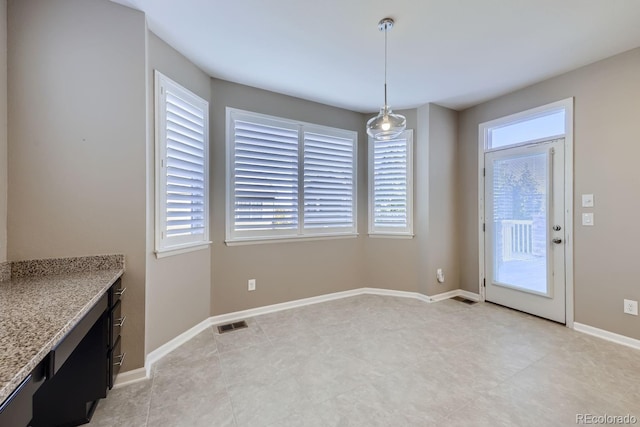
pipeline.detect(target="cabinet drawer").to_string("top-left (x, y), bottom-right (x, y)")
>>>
top-left (108, 336), bottom-right (124, 390)
top-left (0, 361), bottom-right (46, 427)
top-left (108, 278), bottom-right (125, 308)
top-left (109, 299), bottom-right (124, 347)
top-left (49, 293), bottom-right (108, 377)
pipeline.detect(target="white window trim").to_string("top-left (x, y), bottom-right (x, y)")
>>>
top-left (480, 99), bottom-right (569, 152)
top-left (225, 108), bottom-right (358, 245)
top-left (154, 71), bottom-right (211, 257)
top-left (368, 129), bottom-right (414, 238)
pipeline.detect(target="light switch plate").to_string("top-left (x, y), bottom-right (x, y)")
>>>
top-left (581, 194), bottom-right (594, 208)
top-left (582, 212), bottom-right (594, 226)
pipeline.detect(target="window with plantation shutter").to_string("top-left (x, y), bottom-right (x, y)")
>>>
top-left (226, 108), bottom-right (357, 244)
top-left (230, 114), bottom-right (299, 238)
top-left (303, 129), bottom-right (356, 233)
top-left (368, 130), bottom-right (414, 237)
top-left (155, 71), bottom-right (210, 256)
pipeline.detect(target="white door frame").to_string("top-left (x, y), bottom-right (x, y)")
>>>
top-left (477, 98), bottom-right (574, 327)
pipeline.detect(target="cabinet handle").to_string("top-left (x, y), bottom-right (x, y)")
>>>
top-left (115, 316), bottom-right (126, 328)
top-left (114, 352), bottom-right (126, 367)
top-left (115, 287), bottom-right (126, 296)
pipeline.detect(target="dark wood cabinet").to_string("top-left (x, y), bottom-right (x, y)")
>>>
top-left (19, 278), bottom-right (124, 427)
top-left (31, 314), bottom-right (107, 427)
top-left (0, 362), bottom-right (46, 427)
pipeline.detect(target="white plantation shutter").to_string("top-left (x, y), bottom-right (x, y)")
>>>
top-left (231, 115), bottom-right (299, 238)
top-left (303, 130), bottom-right (356, 232)
top-left (369, 130), bottom-right (413, 236)
top-left (155, 71), bottom-right (210, 255)
top-left (226, 109), bottom-right (357, 243)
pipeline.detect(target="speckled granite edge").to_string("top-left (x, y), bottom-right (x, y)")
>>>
top-left (9, 254), bottom-right (125, 279)
top-left (0, 269), bottom-right (124, 403)
top-left (0, 262), bottom-right (10, 282)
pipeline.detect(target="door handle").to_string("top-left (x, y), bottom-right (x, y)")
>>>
top-left (552, 238), bottom-right (562, 244)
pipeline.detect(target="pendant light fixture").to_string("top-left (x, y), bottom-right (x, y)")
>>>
top-left (366, 17), bottom-right (406, 140)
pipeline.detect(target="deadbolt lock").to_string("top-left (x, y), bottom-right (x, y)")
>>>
top-left (553, 225), bottom-right (562, 231)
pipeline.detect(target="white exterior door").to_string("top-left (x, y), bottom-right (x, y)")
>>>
top-left (484, 138), bottom-right (566, 323)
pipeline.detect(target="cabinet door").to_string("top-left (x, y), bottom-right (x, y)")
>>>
top-left (32, 313), bottom-right (108, 427)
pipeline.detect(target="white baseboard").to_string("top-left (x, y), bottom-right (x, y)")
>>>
top-left (573, 322), bottom-right (640, 351)
top-left (208, 288), bottom-right (364, 326)
top-left (427, 289), bottom-right (481, 302)
top-left (138, 286), bottom-right (483, 381)
top-left (427, 289), bottom-right (462, 302)
top-left (112, 367), bottom-right (148, 388)
top-left (458, 290), bottom-right (481, 301)
top-left (359, 287), bottom-right (431, 302)
top-left (361, 287), bottom-right (480, 303)
top-left (145, 317), bottom-right (213, 377)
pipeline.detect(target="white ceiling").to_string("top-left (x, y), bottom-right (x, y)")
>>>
top-left (113, 0), bottom-right (640, 113)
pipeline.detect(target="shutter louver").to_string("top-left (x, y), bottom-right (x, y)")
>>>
top-left (303, 132), bottom-right (355, 230)
top-left (233, 120), bottom-right (299, 233)
top-left (165, 91), bottom-right (206, 237)
top-left (373, 137), bottom-right (409, 229)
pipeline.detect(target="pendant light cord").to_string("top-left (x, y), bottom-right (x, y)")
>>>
top-left (384, 25), bottom-right (388, 108)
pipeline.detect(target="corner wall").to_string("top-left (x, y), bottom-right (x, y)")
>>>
top-left (145, 31), bottom-right (212, 354)
top-left (424, 104), bottom-right (460, 296)
top-left (364, 104), bottom-right (460, 296)
top-left (458, 47), bottom-right (640, 339)
top-left (7, 0), bottom-right (147, 369)
top-left (0, 0), bottom-right (7, 261)
top-left (364, 108), bottom-right (419, 293)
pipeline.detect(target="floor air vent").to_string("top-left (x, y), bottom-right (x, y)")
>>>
top-left (217, 320), bottom-right (248, 334)
top-left (451, 296), bottom-right (478, 305)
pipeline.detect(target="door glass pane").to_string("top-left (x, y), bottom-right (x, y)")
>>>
top-left (492, 152), bottom-right (548, 295)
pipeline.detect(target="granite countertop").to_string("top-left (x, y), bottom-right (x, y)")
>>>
top-left (0, 256), bottom-right (124, 403)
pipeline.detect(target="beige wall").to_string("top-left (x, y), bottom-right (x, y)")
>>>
top-left (12, 0), bottom-right (637, 371)
top-left (424, 104), bottom-right (460, 296)
top-left (364, 104), bottom-right (460, 296)
top-left (3, 0), bottom-right (464, 373)
top-left (145, 32), bottom-right (212, 353)
top-left (364, 108), bottom-right (419, 293)
top-left (209, 79), bottom-right (366, 315)
top-left (0, 0), bottom-right (6, 261)
top-left (7, 0), bottom-right (147, 368)
top-left (458, 47), bottom-right (640, 339)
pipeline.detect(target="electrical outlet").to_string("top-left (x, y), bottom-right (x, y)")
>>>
top-left (624, 299), bottom-right (638, 316)
top-left (436, 268), bottom-right (445, 283)
top-left (248, 279), bottom-right (256, 291)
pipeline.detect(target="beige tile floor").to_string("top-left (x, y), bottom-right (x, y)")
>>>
top-left (90, 295), bottom-right (640, 426)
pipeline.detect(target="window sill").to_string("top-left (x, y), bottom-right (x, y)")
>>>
top-left (155, 242), bottom-right (212, 258)
top-left (368, 233), bottom-right (414, 239)
top-left (225, 233), bottom-right (359, 246)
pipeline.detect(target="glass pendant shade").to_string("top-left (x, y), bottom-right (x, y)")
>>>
top-left (367, 18), bottom-right (406, 141)
top-left (366, 105), bottom-right (406, 140)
